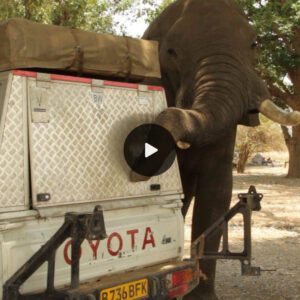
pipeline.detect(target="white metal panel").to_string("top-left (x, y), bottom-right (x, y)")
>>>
top-left (0, 77), bottom-right (7, 131)
top-left (0, 74), bottom-right (29, 212)
top-left (0, 205), bottom-right (184, 295)
top-left (29, 77), bottom-right (182, 208)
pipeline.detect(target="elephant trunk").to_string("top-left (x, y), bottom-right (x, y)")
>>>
top-left (156, 98), bottom-right (240, 149)
top-left (157, 55), bottom-right (248, 147)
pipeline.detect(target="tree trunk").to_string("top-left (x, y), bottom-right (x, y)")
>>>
top-left (286, 28), bottom-right (300, 178)
top-left (23, 0), bottom-right (32, 19)
top-left (237, 143), bottom-right (251, 174)
top-left (286, 90), bottom-right (300, 178)
top-left (283, 125), bottom-right (300, 178)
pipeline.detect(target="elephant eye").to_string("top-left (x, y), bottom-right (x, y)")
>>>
top-left (251, 40), bottom-right (259, 49)
top-left (167, 48), bottom-right (178, 58)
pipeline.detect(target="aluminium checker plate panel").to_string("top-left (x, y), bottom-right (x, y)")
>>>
top-left (28, 77), bottom-right (182, 208)
top-left (0, 74), bottom-right (29, 212)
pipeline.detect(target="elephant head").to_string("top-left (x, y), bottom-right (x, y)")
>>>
top-left (143, 0), bottom-right (300, 149)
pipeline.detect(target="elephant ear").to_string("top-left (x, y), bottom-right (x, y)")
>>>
top-left (238, 112), bottom-right (260, 127)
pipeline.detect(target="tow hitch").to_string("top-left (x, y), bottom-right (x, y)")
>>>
top-left (3, 205), bottom-right (107, 300)
top-left (191, 186), bottom-right (263, 276)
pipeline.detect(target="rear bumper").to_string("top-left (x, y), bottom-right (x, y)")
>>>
top-left (26, 259), bottom-right (198, 299)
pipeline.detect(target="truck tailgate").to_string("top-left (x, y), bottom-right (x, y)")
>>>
top-left (0, 203), bottom-right (183, 294)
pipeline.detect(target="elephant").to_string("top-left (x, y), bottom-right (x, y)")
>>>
top-left (141, 0), bottom-right (300, 299)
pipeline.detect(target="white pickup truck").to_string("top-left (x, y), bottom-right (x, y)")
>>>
top-left (0, 69), bottom-right (198, 299)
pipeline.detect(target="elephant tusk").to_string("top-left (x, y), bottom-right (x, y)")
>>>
top-left (259, 99), bottom-right (300, 126)
top-left (176, 141), bottom-right (191, 149)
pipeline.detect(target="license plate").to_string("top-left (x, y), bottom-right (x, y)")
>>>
top-left (100, 278), bottom-right (148, 300)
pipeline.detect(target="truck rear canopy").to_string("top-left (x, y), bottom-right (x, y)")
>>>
top-left (0, 71), bottom-right (182, 214)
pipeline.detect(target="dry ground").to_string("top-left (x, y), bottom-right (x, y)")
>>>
top-left (184, 153), bottom-right (300, 300)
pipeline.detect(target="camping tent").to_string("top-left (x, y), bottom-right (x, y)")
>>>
top-left (0, 18), bottom-right (161, 81)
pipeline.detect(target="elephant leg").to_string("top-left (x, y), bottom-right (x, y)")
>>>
top-left (181, 194), bottom-right (194, 219)
top-left (180, 169), bottom-right (197, 218)
top-left (184, 129), bottom-right (236, 300)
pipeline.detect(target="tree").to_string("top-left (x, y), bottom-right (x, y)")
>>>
top-left (144, 0), bottom-right (173, 23)
top-left (236, 0), bottom-right (300, 177)
top-left (0, 0), bottom-right (134, 33)
top-left (235, 117), bottom-right (286, 173)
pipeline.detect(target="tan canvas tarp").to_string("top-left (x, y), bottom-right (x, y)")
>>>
top-left (0, 18), bottom-right (161, 80)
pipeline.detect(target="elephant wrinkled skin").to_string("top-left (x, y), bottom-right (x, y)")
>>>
top-left (142, 0), bottom-right (300, 299)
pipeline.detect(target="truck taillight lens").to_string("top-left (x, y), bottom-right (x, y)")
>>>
top-left (166, 268), bottom-right (194, 299)
top-left (172, 269), bottom-right (193, 287)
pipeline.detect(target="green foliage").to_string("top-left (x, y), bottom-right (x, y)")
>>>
top-left (237, 0), bottom-right (300, 93)
top-left (0, 0), bottom-right (134, 33)
top-left (145, 0), bottom-right (174, 23)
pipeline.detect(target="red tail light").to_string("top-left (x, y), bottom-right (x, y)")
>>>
top-left (171, 269), bottom-right (193, 287)
top-left (166, 268), bottom-right (195, 298)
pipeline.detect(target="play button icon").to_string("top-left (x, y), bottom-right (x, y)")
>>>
top-left (124, 124), bottom-right (177, 177)
top-left (145, 143), bottom-right (158, 158)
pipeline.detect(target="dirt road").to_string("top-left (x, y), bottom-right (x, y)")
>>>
top-left (184, 165), bottom-right (300, 300)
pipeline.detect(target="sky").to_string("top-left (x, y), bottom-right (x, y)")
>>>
top-left (126, 18), bottom-right (148, 37)
top-left (114, 0), bottom-right (164, 38)
top-left (115, 13), bottom-right (148, 37)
